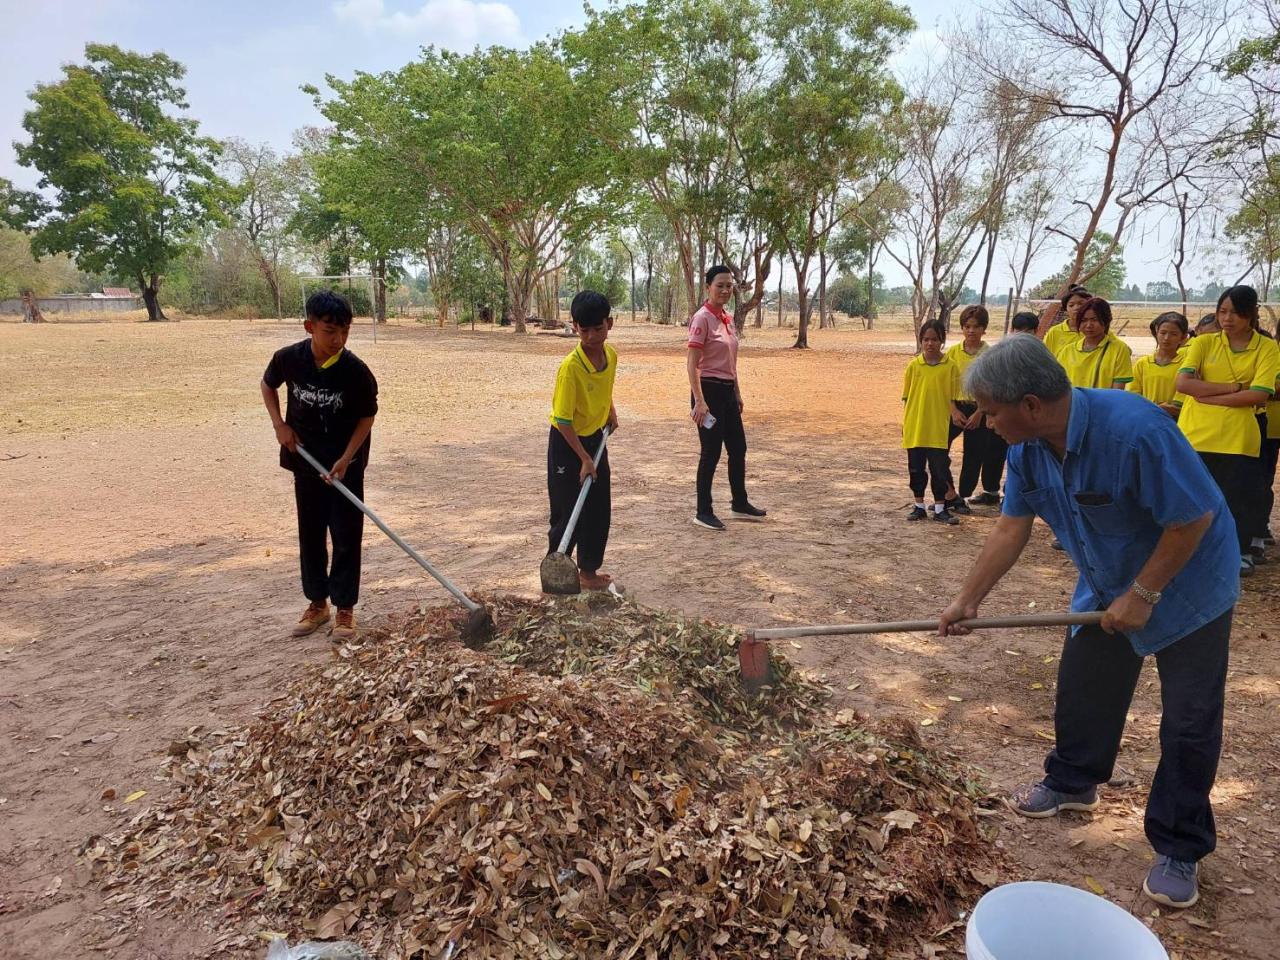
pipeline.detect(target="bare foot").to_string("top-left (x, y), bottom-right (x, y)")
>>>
top-left (579, 570), bottom-right (614, 590)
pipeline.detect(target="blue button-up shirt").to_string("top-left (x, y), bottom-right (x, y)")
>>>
top-left (1003, 388), bottom-right (1239, 655)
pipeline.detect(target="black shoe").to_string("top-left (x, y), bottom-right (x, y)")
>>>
top-left (932, 508), bottom-right (959, 526)
top-left (968, 491), bottom-right (1000, 507)
top-left (906, 506), bottom-right (928, 521)
top-left (946, 498), bottom-right (973, 515)
top-left (694, 512), bottom-right (726, 531)
top-left (730, 502), bottom-right (767, 520)
top-left (1264, 528), bottom-right (1276, 547)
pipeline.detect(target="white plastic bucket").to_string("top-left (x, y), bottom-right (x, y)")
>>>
top-left (966, 881), bottom-right (1168, 960)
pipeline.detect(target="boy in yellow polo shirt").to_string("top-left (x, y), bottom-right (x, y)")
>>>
top-left (548, 291), bottom-right (620, 590)
top-left (903, 320), bottom-right (963, 525)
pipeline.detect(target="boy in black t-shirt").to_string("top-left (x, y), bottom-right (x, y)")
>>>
top-left (260, 291), bottom-right (378, 640)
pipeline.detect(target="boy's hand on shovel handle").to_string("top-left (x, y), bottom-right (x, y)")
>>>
top-left (274, 422), bottom-right (299, 452)
top-left (938, 600), bottom-right (979, 636)
top-left (326, 455), bottom-right (352, 484)
top-left (579, 457), bottom-right (597, 484)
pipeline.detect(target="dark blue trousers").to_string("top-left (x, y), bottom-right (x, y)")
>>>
top-left (1043, 608), bottom-right (1231, 862)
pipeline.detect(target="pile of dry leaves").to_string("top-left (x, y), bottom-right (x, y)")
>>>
top-left (87, 597), bottom-right (1006, 959)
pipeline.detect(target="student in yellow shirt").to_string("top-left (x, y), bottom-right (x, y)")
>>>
top-left (946, 305), bottom-right (1006, 508)
top-left (1055, 297), bottom-right (1134, 389)
top-left (1130, 311), bottom-right (1189, 418)
top-left (1175, 285), bottom-right (1280, 576)
top-left (1043, 285), bottom-right (1091, 356)
top-left (1260, 326), bottom-right (1280, 552)
top-left (903, 320), bottom-right (963, 525)
top-left (548, 291), bottom-right (620, 591)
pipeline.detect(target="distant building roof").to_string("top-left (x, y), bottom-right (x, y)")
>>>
top-left (101, 286), bottom-right (134, 298)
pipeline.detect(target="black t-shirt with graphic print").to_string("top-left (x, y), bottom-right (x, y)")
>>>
top-left (263, 339), bottom-right (379, 474)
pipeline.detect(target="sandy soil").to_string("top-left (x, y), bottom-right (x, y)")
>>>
top-left (1, 316), bottom-right (1277, 959)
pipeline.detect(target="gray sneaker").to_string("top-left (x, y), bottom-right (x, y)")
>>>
top-left (1010, 781), bottom-right (1099, 818)
top-left (1143, 855), bottom-right (1199, 908)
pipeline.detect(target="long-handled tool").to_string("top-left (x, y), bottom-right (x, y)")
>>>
top-left (540, 427), bottom-right (610, 595)
top-left (294, 444), bottom-right (494, 647)
top-left (738, 612), bottom-right (1106, 693)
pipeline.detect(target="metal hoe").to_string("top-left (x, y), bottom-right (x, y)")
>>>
top-left (738, 611), bottom-right (1107, 693)
top-left (540, 427), bottom-right (610, 595)
top-left (294, 444), bottom-right (494, 647)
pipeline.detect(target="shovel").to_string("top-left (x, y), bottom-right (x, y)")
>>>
top-left (540, 427), bottom-right (610, 595)
top-left (294, 444), bottom-right (495, 647)
top-left (738, 611), bottom-right (1106, 693)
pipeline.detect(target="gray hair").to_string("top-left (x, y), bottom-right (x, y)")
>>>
top-left (964, 334), bottom-right (1071, 404)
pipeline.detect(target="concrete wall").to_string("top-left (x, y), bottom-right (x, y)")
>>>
top-left (0, 295), bottom-right (142, 315)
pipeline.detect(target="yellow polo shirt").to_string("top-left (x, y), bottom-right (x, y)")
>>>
top-left (945, 341), bottom-right (986, 402)
top-left (1056, 334), bottom-right (1134, 389)
top-left (1043, 320), bottom-right (1079, 357)
top-left (549, 343), bottom-right (617, 436)
top-left (1178, 331), bottom-right (1280, 457)
top-left (902, 354), bottom-right (959, 449)
top-left (1129, 351), bottom-right (1186, 409)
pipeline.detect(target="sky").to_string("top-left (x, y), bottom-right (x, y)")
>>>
top-left (0, 0), bottom-right (1207, 295)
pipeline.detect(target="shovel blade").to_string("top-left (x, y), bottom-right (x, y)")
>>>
top-left (461, 607), bottom-right (495, 649)
top-left (540, 551), bottom-right (581, 595)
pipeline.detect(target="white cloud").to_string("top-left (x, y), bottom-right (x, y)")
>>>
top-left (333, 0), bottom-right (522, 47)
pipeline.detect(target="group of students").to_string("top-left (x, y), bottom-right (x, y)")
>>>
top-left (902, 284), bottom-right (1280, 575)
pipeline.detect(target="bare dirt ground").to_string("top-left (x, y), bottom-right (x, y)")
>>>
top-left (1, 316), bottom-right (1277, 959)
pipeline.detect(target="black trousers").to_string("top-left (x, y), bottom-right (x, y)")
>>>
top-left (1043, 609), bottom-right (1231, 862)
top-left (906, 447), bottom-right (952, 501)
top-left (547, 427), bottom-right (610, 573)
top-left (1263, 435), bottom-right (1279, 534)
top-left (1200, 452), bottom-right (1261, 553)
top-left (294, 467), bottom-right (365, 609)
top-left (948, 401), bottom-right (1008, 498)
top-left (693, 377), bottom-right (748, 515)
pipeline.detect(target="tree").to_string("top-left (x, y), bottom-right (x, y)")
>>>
top-left (967, 0), bottom-right (1229, 299)
top-left (1031, 231), bottom-right (1126, 299)
top-left (221, 139), bottom-right (302, 318)
top-left (753, 0), bottom-right (914, 347)
top-left (1003, 174), bottom-right (1066, 302)
top-left (315, 43), bottom-right (626, 333)
top-left (882, 60), bottom-right (1049, 327)
top-left (15, 44), bottom-right (230, 320)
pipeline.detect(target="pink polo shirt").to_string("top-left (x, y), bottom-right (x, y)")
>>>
top-left (687, 302), bottom-right (739, 381)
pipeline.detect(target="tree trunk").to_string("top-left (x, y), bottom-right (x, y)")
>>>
top-left (20, 290), bottom-right (44, 323)
top-left (777, 258), bottom-right (784, 327)
top-left (141, 276), bottom-right (168, 321)
top-left (644, 255), bottom-right (653, 323)
top-left (754, 295), bottom-right (762, 328)
top-left (793, 285), bottom-right (812, 348)
top-left (507, 270), bottom-right (530, 335)
top-left (817, 247), bottom-right (831, 329)
top-left (979, 230), bottom-right (998, 305)
top-left (866, 246), bottom-right (877, 330)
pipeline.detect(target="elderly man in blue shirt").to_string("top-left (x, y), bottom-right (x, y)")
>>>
top-left (939, 335), bottom-right (1238, 910)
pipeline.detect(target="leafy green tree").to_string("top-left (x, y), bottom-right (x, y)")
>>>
top-left (1031, 231), bottom-right (1126, 300)
top-left (0, 227), bottom-right (78, 300)
top-left (314, 42), bottom-right (626, 333)
top-left (15, 44), bottom-right (231, 320)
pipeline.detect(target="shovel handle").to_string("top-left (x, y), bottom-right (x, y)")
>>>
top-left (555, 427), bottom-right (610, 555)
top-left (294, 445), bottom-right (481, 613)
top-left (750, 611), bottom-right (1105, 641)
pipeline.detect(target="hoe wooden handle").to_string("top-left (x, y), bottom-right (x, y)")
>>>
top-left (749, 611), bottom-right (1105, 641)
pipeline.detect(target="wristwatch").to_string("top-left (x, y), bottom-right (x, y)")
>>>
top-left (1130, 581), bottom-right (1162, 605)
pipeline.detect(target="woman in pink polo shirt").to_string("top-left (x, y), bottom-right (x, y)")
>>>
top-left (687, 265), bottom-right (767, 530)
